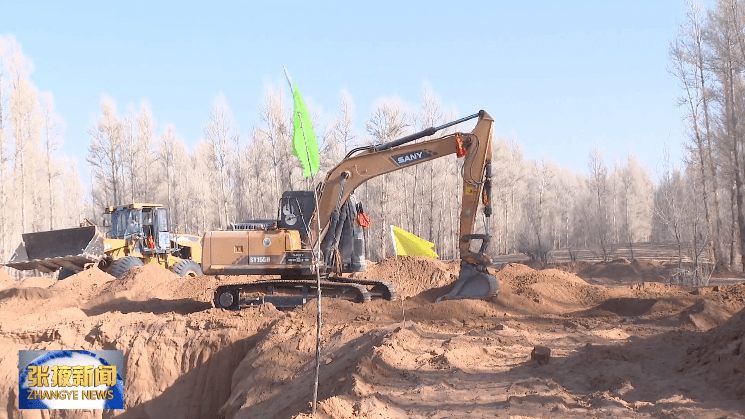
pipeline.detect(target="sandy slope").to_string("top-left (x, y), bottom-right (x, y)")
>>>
top-left (0, 258), bottom-right (744, 418)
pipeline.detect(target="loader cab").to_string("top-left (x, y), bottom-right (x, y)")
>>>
top-left (106, 204), bottom-right (171, 253)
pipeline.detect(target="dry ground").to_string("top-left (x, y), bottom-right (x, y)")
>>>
top-left (0, 257), bottom-right (744, 418)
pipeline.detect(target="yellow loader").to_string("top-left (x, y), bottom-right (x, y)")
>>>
top-left (5, 203), bottom-right (202, 279)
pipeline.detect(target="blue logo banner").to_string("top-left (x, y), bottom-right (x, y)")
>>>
top-left (18, 350), bottom-right (124, 409)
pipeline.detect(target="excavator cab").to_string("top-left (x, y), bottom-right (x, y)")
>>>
top-left (277, 191), bottom-right (366, 273)
top-left (277, 191), bottom-right (316, 240)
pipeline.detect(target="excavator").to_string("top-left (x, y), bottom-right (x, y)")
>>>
top-left (202, 110), bottom-right (498, 309)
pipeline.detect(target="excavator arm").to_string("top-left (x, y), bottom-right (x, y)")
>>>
top-left (312, 110), bottom-right (498, 300)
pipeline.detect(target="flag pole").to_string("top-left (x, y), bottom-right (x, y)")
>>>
top-left (285, 66), bottom-right (323, 415)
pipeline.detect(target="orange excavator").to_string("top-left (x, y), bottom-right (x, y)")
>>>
top-left (202, 110), bottom-right (498, 309)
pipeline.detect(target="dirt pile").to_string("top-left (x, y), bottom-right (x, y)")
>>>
top-left (97, 263), bottom-right (178, 298)
top-left (353, 256), bottom-right (459, 299)
top-left (495, 263), bottom-right (609, 314)
top-left (1, 257), bottom-right (745, 418)
top-left (0, 268), bottom-right (14, 290)
top-left (578, 258), bottom-right (667, 285)
top-left (16, 276), bottom-right (56, 288)
top-left (703, 282), bottom-right (745, 309)
top-left (684, 306), bottom-right (745, 398)
top-left (50, 266), bottom-right (113, 300)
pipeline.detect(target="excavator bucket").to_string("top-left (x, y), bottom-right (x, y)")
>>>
top-left (438, 261), bottom-right (499, 301)
top-left (5, 226), bottom-right (105, 273)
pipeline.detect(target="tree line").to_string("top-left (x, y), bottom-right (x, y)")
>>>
top-left (667, 0), bottom-right (745, 274)
top-left (0, 36), bottom-right (84, 262)
top-left (0, 0), bottom-right (739, 277)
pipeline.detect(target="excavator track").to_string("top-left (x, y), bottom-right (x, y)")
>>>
top-left (214, 279), bottom-right (370, 310)
top-left (213, 277), bottom-right (398, 310)
top-left (327, 277), bottom-right (398, 301)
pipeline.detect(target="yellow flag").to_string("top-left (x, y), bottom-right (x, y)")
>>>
top-left (390, 226), bottom-right (439, 258)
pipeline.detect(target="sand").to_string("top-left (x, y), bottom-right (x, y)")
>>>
top-left (0, 256), bottom-right (744, 418)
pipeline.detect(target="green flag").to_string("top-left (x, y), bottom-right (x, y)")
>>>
top-left (291, 82), bottom-right (320, 178)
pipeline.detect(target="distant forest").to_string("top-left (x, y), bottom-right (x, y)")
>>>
top-left (0, 1), bottom-right (744, 278)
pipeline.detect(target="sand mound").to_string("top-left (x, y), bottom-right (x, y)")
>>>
top-left (684, 307), bottom-right (745, 397)
top-left (578, 259), bottom-right (639, 280)
top-left (678, 299), bottom-right (733, 330)
top-left (0, 285), bottom-right (78, 316)
top-left (631, 258), bottom-right (663, 272)
top-left (97, 263), bottom-right (179, 300)
top-left (629, 281), bottom-right (690, 298)
top-left (406, 298), bottom-right (503, 322)
top-left (16, 276), bottom-right (56, 289)
top-left (353, 256), bottom-right (459, 298)
top-left (0, 268), bottom-right (14, 289)
top-left (704, 283), bottom-right (745, 310)
top-left (496, 263), bottom-right (607, 313)
top-left (545, 261), bottom-right (593, 274)
top-left (165, 273), bottom-right (218, 303)
top-left (0, 286), bottom-right (57, 302)
top-left (77, 263), bottom-right (214, 316)
top-left (50, 266), bottom-right (114, 301)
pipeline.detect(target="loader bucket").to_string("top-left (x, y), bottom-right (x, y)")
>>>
top-left (5, 226), bottom-right (105, 273)
top-left (437, 261), bottom-right (499, 301)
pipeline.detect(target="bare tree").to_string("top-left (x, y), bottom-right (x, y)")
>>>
top-left (588, 146), bottom-right (614, 261)
top-left (136, 104), bottom-right (156, 201)
top-left (157, 125), bottom-right (178, 224)
top-left (618, 153), bottom-right (654, 259)
top-left (669, 0), bottom-right (724, 264)
top-left (521, 160), bottom-right (556, 263)
top-left (9, 77), bottom-right (41, 233)
top-left (87, 97), bottom-right (124, 207)
top-left (258, 87), bottom-right (292, 198)
top-left (412, 86), bottom-right (443, 238)
top-left (0, 37), bottom-right (10, 258)
top-left (708, 0), bottom-right (745, 270)
top-left (365, 99), bottom-right (410, 259)
top-left (203, 96), bottom-right (238, 229)
top-left (330, 90), bottom-right (357, 156)
top-left (40, 92), bottom-right (62, 229)
top-left (654, 148), bottom-right (691, 266)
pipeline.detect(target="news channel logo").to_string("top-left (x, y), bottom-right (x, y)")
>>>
top-left (19, 350), bottom-right (124, 409)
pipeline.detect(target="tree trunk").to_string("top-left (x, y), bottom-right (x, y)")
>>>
top-left (731, 69), bottom-right (745, 271)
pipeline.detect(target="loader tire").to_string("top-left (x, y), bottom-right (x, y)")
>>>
top-left (108, 256), bottom-right (144, 279)
top-left (170, 259), bottom-right (203, 278)
top-left (57, 268), bottom-right (77, 280)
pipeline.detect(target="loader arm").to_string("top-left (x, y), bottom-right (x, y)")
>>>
top-left (311, 110), bottom-right (496, 299)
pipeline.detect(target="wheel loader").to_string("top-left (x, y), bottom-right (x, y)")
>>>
top-left (4, 203), bottom-right (203, 279)
top-left (204, 110), bottom-right (498, 310)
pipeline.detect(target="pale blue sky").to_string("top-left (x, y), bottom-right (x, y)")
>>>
top-left (0, 1), bottom-right (695, 182)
